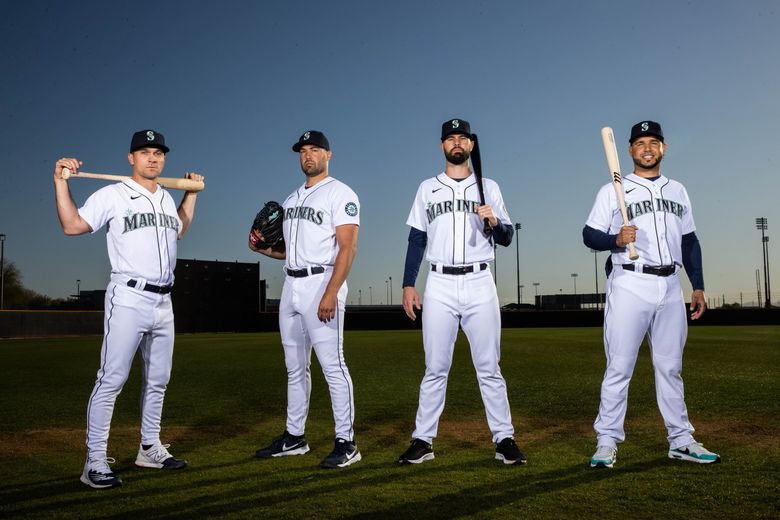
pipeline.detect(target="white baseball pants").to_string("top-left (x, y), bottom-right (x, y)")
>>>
top-left (413, 268), bottom-right (514, 444)
top-left (86, 282), bottom-right (175, 460)
top-left (278, 270), bottom-right (355, 441)
top-left (594, 267), bottom-right (696, 450)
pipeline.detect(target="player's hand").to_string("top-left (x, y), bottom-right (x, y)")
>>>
top-left (616, 225), bottom-right (638, 247)
top-left (477, 204), bottom-right (498, 228)
top-left (248, 229), bottom-right (265, 251)
top-left (403, 286), bottom-right (421, 321)
top-left (689, 289), bottom-right (707, 320)
top-left (54, 158), bottom-right (82, 180)
top-left (318, 291), bottom-right (337, 323)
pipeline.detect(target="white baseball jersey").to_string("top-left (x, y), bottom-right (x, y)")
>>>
top-left (79, 179), bottom-right (181, 286)
top-left (282, 177), bottom-right (360, 269)
top-left (406, 173), bottom-right (511, 265)
top-left (585, 173), bottom-right (695, 267)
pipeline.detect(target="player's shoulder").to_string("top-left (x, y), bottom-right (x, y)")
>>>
top-left (324, 177), bottom-right (357, 196)
top-left (417, 175), bottom-right (443, 189)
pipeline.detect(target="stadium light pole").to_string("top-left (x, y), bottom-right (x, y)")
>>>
top-left (571, 273), bottom-right (578, 294)
top-left (0, 233), bottom-right (5, 310)
top-left (755, 218), bottom-right (771, 308)
top-left (519, 284), bottom-right (524, 304)
top-left (369, 286), bottom-right (372, 305)
top-left (77, 279), bottom-right (81, 299)
top-left (514, 223), bottom-right (522, 304)
top-left (386, 279), bottom-right (389, 305)
top-left (389, 276), bottom-right (393, 305)
top-left (358, 289), bottom-right (362, 306)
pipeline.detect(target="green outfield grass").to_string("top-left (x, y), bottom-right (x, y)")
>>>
top-left (1, 326), bottom-right (778, 519)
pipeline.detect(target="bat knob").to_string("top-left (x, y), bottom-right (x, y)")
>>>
top-left (61, 167), bottom-right (72, 180)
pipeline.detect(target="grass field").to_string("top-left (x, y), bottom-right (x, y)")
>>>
top-left (0, 326), bottom-right (778, 519)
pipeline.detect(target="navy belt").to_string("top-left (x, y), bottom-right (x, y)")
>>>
top-left (622, 264), bottom-right (676, 277)
top-left (285, 266), bottom-right (325, 278)
top-left (127, 279), bottom-right (173, 294)
top-left (432, 263), bottom-right (488, 275)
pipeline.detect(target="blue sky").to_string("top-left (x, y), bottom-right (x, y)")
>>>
top-left (1, 0), bottom-right (778, 306)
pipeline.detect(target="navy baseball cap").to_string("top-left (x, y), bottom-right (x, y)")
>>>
top-left (292, 130), bottom-right (330, 152)
top-left (441, 118), bottom-right (474, 141)
top-left (629, 121), bottom-right (664, 143)
top-left (130, 129), bottom-right (169, 153)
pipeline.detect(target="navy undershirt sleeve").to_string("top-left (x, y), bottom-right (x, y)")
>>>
top-left (403, 227), bottom-right (427, 287)
top-left (681, 231), bottom-right (705, 290)
top-left (582, 225), bottom-right (618, 251)
top-left (491, 222), bottom-right (514, 247)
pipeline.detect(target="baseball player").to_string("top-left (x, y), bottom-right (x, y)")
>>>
top-left (583, 120), bottom-right (720, 468)
top-left (250, 130), bottom-right (361, 469)
top-left (54, 130), bottom-right (203, 489)
top-left (397, 118), bottom-right (526, 465)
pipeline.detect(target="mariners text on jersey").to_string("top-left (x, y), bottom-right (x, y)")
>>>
top-left (625, 198), bottom-right (686, 221)
top-left (426, 198), bottom-right (480, 224)
top-left (285, 206), bottom-right (325, 225)
top-left (123, 211), bottom-right (181, 234)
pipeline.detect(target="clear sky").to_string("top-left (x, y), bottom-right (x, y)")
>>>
top-left (1, 0), bottom-right (778, 307)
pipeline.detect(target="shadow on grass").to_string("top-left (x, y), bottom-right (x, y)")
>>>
top-left (3, 456), bottom-right (667, 519)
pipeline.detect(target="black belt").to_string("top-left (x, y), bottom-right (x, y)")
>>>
top-left (432, 263), bottom-right (488, 275)
top-left (285, 266), bottom-right (325, 278)
top-left (622, 264), bottom-right (676, 277)
top-left (127, 279), bottom-right (173, 294)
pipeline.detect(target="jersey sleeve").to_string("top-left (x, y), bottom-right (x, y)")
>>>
top-left (680, 184), bottom-right (696, 234)
top-left (406, 182), bottom-right (428, 231)
top-left (485, 179), bottom-right (512, 225)
top-left (78, 185), bottom-right (114, 234)
top-left (585, 183), bottom-right (616, 233)
top-left (332, 183), bottom-right (360, 227)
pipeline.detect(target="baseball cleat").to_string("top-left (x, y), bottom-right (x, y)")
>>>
top-left (668, 441), bottom-right (721, 464)
top-left (255, 431), bottom-right (310, 458)
top-left (495, 437), bottom-right (527, 465)
top-left (590, 445), bottom-right (617, 468)
top-left (135, 443), bottom-right (188, 469)
top-left (80, 457), bottom-right (123, 489)
top-left (320, 438), bottom-right (361, 469)
top-left (398, 438), bottom-right (434, 464)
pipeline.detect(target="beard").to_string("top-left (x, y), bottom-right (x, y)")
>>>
top-left (445, 148), bottom-right (470, 165)
top-left (632, 155), bottom-right (662, 171)
top-left (302, 160), bottom-right (326, 177)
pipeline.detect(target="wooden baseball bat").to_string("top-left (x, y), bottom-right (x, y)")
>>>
top-left (600, 127), bottom-right (639, 260)
top-left (61, 168), bottom-right (204, 192)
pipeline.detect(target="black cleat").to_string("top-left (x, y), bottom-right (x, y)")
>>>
top-left (495, 437), bottom-right (527, 465)
top-left (320, 438), bottom-right (362, 469)
top-left (398, 438), bottom-right (434, 464)
top-left (256, 431), bottom-right (310, 458)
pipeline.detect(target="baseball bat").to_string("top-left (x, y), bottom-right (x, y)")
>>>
top-left (469, 134), bottom-right (492, 236)
top-left (61, 168), bottom-right (205, 192)
top-left (600, 127), bottom-right (639, 260)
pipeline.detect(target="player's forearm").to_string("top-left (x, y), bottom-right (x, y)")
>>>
top-left (491, 222), bottom-right (513, 247)
top-left (54, 179), bottom-right (90, 235)
top-left (324, 245), bottom-right (356, 296)
top-left (582, 225), bottom-right (618, 252)
top-left (403, 227), bottom-right (427, 287)
top-left (681, 232), bottom-right (705, 291)
top-left (177, 192), bottom-right (198, 239)
top-left (249, 238), bottom-right (286, 260)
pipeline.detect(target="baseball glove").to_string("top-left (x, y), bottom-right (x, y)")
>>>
top-left (250, 201), bottom-right (284, 248)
